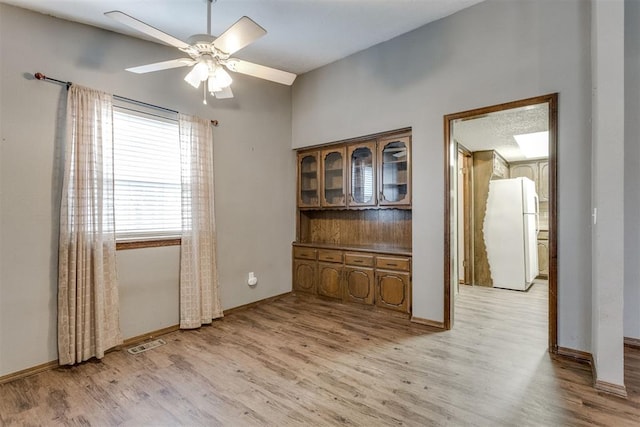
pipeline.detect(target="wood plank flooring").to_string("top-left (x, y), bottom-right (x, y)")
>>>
top-left (1, 282), bottom-right (639, 426)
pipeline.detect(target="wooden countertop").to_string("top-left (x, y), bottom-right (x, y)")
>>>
top-left (293, 241), bottom-right (412, 257)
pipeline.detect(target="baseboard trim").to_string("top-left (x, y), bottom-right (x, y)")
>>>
top-left (120, 324), bottom-right (180, 348)
top-left (557, 346), bottom-right (630, 398)
top-left (595, 380), bottom-right (628, 398)
top-left (223, 291), bottom-right (292, 316)
top-left (410, 316), bottom-right (445, 329)
top-left (0, 360), bottom-right (59, 385)
top-left (556, 346), bottom-right (593, 365)
top-left (624, 337), bottom-right (640, 349)
top-left (0, 292), bottom-right (294, 385)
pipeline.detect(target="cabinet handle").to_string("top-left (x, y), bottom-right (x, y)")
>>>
top-left (354, 260), bottom-right (363, 263)
top-left (386, 263), bottom-right (398, 267)
top-left (326, 257), bottom-right (334, 260)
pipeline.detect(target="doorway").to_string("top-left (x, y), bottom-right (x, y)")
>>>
top-left (443, 93), bottom-right (558, 353)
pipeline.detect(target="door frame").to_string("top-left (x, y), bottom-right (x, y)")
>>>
top-left (443, 93), bottom-right (558, 353)
top-left (457, 144), bottom-right (473, 286)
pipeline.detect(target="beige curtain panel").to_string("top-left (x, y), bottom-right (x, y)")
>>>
top-left (58, 85), bottom-right (122, 365)
top-left (179, 113), bottom-right (223, 328)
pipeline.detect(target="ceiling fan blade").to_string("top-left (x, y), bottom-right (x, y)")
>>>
top-left (213, 16), bottom-right (266, 55)
top-left (126, 58), bottom-right (195, 74)
top-left (213, 86), bottom-right (234, 99)
top-left (105, 11), bottom-right (190, 49)
top-left (226, 59), bottom-right (296, 86)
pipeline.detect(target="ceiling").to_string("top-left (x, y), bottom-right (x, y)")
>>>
top-left (453, 103), bottom-right (549, 162)
top-left (1, 0), bottom-right (484, 75)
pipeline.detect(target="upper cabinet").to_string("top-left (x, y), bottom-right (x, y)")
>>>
top-left (348, 141), bottom-right (377, 208)
top-left (321, 147), bottom-right (347, 207)
top-left (297, 131), bottom-right (411, 209)
top-left (378, 136), bottom-right (411, 206)
top-left (298, 151), bottom-right (320, 208)
top-left (509, 159), bottom-right (549, 202)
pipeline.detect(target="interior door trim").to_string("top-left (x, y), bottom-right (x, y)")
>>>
top-left (443, 93), bottom-right (558, 353)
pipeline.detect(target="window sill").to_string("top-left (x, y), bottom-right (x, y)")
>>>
top-left (116, 238), bottom-right (181, 250)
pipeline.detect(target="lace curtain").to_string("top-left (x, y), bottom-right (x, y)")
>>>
top-left (58, 85), bottom-right (122, 365)
top-left (179, 113), bottom-right (222, 328)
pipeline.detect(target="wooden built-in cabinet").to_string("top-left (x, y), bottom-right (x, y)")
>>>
top-left (297, 152), bottom-right (320, 208)
top-left (378, 136), bottom-right (411, 206)
top-left (297, 132), bottom-right (411, 210)
top-left (317, 249), bottom-right (344, 299)
top-left (348, 141), bottom-right (377, 207)
top-left (344, 253), bottom-right (375, 305)
top-left (294, 128), bottom-right (412, 314)
top-left (321, 148), bottom-right (347, 208)
top-left (292, 244), bottom-right (411, 313)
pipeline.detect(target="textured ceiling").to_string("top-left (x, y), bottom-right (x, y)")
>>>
top-left (1, 0), bottom-right (484, 75)
top-left (453, 103), bottom-right (549, 162)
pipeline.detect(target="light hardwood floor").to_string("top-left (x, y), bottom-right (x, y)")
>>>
top-left (1, 283), bottom-right (639, 426)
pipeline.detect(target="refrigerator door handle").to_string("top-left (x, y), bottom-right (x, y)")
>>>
top-left (534, 193), bottom-right (540, 235)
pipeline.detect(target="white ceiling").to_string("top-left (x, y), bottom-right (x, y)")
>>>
top-left (453, 103), bottom-right (549, 162)
top-left (1, 0), bottom-right (484, 75)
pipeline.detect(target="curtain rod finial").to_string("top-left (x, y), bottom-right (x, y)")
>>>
top-left (211, 120), bottom-right (219, 127)
top-left (34, 72), bottom-right (45, 80)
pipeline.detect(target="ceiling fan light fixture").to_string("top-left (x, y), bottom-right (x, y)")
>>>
top-left (213, 66), bottom-right (233, 88)
top-left (208, 76), bottom-right (222, 93)
top-left (184, 61), bottom-right (209, 88)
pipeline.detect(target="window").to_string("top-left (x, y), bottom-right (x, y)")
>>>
top-left (112, 105), bottom-right (181, 241)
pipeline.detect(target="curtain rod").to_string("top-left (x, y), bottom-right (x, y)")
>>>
top-left (33, 72), bottom-right (219, 127)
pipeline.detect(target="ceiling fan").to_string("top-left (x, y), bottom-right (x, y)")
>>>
top-left (105, 0), bottom-right (296, 101)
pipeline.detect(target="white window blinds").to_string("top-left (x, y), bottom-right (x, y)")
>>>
top-left (113, 106), bottom-right (181, 240)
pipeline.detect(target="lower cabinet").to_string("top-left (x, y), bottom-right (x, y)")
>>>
top-left (375, 270), bottom-right (410, 313)
top-left (293, 245), bottom-right (411, 314)
top-left (344, 267), bottom-right (375, 304)
top-left (293, 259), bottom-right (316, 293)
top-left (317, 262), bottom-right (343, 299)
top-left (537, 236), bottom-right (549, 278)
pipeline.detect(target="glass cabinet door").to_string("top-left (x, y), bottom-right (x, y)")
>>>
top-left (348, 141), bottom-right (376, 207)
top-left (321, 147), bottom-right (346, 207)
top-left (298, 151), bottom-right (320, 208)
top-left (379, 136), bottom-right (411, 206)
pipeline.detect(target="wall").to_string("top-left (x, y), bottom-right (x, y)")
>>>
top-left (591, 0), bottom-right (625, 388)
top-left (624, 0), bottom-right (640, 340)
top-left (292, 0), bottom-right (593, 351)
top-left (0, 4), bottom-right (295, 377)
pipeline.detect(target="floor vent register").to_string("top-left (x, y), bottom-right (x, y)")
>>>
top-left (127, 339), bottom-right (167, 355)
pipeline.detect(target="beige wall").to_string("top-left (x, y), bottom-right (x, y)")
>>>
top-left (0, 4), bottom-right (295, 376)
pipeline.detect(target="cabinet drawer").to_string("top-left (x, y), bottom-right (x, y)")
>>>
top-left (318, 249), bottom-right (343, 263)
top-left (293, 247), bottom-right (317, 260)
top-left (376, 256), bottom-right (410, 271)
top-left (345, 253), bottom-right (374, 267)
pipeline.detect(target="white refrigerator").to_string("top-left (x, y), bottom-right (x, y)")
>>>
top-left (483, 177), bottom-right (539, 291)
